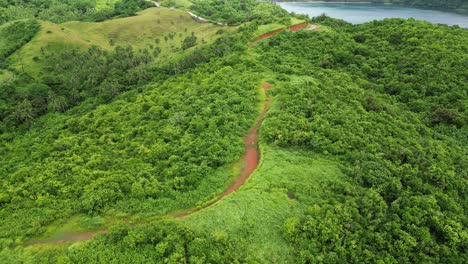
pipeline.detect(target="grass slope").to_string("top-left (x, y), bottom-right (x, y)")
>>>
top-left (184, 145), bottom-right (347, 263)
top-left (9, 7), bottom-right (229, 77)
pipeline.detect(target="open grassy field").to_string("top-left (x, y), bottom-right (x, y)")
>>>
top-left (183, 145), bottom-right (347, 263)
top-left (9, 7), bottom-right (230, 77)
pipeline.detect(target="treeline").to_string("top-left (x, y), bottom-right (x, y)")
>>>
top-left (0, 0), bottom-right (153, 25)
top-left (259, 17), bottom-right (467, 132)
top-left (373, 0), bottom-right (468, 11)
top-left (0, 29), bottom-right (247, 131)
top-left (257, 18), bottom-right (467, 262)
top-left (0, 19), bottom-right (39, 63)
top-left (0, 45), bottom-right (155, 130)
top-left (191, 0), bottom-right (291, 25)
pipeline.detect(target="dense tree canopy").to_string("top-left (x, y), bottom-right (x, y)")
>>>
top-left (0, 0), bottom-right (153, 24)
top-left (0, 19), bottom-right (40, 63)
top-left (0, 1), bottom-right (466, 263)
top-left (191, 0), bottom-right (291, 25)
top-left (256, 17), bottom-right (467, 263)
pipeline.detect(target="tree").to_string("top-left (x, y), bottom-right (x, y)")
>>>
top-left (14, 99), bottom-right (34, 123)
top-left (182, 35), bottom-right (197, 50)
top-left (47, 94), bottom-right (68, 112)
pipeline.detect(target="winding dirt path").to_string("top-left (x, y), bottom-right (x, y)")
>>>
top-left (174, 83), bottom-right (272, 219)
top-left (23, 83), bottom-right (272, 246)
top-left (22, 22), bottom-right (307, 246)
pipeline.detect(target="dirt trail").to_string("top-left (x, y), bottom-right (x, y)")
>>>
top-left (22, 21), bottom-right (306, 246)
top-left (223, 82), bottom-right (272, 196)
top-left (174, 83), bottom-right (272, 219)
top-left (23, 84), bottom-right (272, 246)
top-left (250, 22), bottom-right (308, 47)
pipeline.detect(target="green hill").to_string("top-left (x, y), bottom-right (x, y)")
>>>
top-left (0, 1), bottom-right (466, 263)
top-left (9, 7), bottom-right (228, 76)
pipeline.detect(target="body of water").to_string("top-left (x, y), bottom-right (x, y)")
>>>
top-left (278, 2), bottom-right (468, 28)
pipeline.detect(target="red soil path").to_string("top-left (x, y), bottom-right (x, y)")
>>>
top-left (174, 83), bottom-right (272, 218)
top-left (222, 83), bottom-right (272, 195)
top-left (250, 22), bottom-right (308, 46)
top-left (22, 22), bottom-right (303, 245)
top-left (24, 84), bottom-right (272, 245)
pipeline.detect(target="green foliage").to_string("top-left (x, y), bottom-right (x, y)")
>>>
top-left (190, 0), bottom-right (290, 25)
top-left (0, 220), bottom-right (246, 263)
top-left (0, 45), bottom-right (154, 129)
top-left (67, 221), bottom-right (245, 263)
top-left (0, 19), bottom-right (40, 63)
top-left (0, 51), bottom-right (259, 245)
top-left (114, 0), bottom-right (154, 17)
top-left (372, 0), bottom-right (468, 11)
top-left (257, 19), bottom-right (467, 130)
top-left (187, 146), bottom-right (348, 263)
top-left (181, 34), bottom-right (197, 50)
top-left (281, 0), bottom-right (468, 12)
top-left (0, 2), bottom-right (467, 263)
top-left (0, 0), bottom-right (152, 25)
top-left (256, 18), bottom-right (467, 263)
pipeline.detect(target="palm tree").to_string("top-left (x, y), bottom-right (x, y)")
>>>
top-left (47, 94), bottom-right (68, 112)
top-left (14, 99), bottom-right (35, 123)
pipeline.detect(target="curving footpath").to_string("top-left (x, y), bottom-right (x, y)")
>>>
top-left (174, 82), bottom-right (272, 218)
top-left (22, 22), bottom-right (308, 246)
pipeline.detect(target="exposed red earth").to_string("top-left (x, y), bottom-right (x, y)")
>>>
top-left (22, 21), bottom-right (302, 245)
top-left (250, 22), bottom-right (308, 46)
top-left (221, 82), bottom-right (272, 196)
top-left (173, 82), bottom-right (272, 218)
top-left (24, 83), bottom-right (272, 245)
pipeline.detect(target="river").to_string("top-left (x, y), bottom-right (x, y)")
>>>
top-left (278, 2), bottom-right (468, 28)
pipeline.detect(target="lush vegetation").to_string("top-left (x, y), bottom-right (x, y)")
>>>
top-left (255, 17), bottom-right (467, 263)
top-left (191, 0), bottom-right (291, 25)
top-left (0, 36), bottom-right (261, 247)
top-left (0, 0), bottom-right (467, 263)
top-left (1, 220), bottom-right (247, 263)
top-left (1, 8), bottom-right (229, 130)
top-left (0, 0), bottom-right (153, 25)
top-left (0, 20), bottom-right (40, 63)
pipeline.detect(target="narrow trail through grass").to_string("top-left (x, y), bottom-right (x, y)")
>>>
top-left (173, 82), bottom-right (272, 218)
top-left (21, 21), bottom-right (309, 247)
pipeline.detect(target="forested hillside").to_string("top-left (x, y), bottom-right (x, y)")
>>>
top-left (0, 0), bottom-right (467, 263)
top-left (0, 0), bottom-right (153, 24)
top-left (256, 18), bottom-right (467, 261)
top-left (190, 0), bottom-right (291, 25)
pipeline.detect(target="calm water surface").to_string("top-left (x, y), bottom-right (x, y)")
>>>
top-left (279, 2), bottom-right (468, 28)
